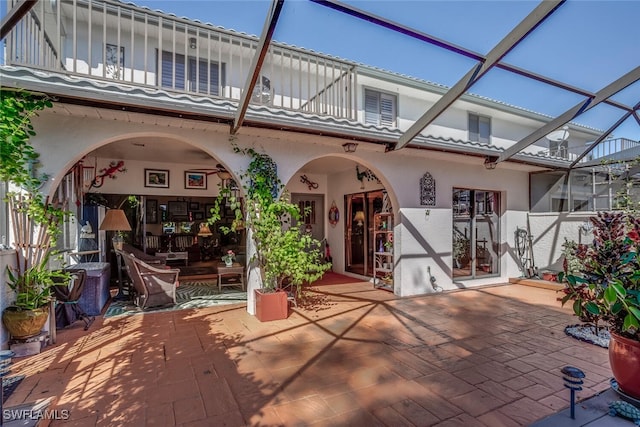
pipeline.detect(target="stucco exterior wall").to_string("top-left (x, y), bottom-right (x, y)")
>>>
top-left (527, 212), bottom-right (594, 273)
top-left (24, 104), bottom-right (581, 309)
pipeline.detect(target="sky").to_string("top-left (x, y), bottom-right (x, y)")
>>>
top-left (3, 0), bottom-right (639, 141)
top-left (130, 0), bottom-right (640, 141)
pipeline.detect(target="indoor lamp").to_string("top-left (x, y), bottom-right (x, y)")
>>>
top-left (99, 209), bottom-right (132, 250)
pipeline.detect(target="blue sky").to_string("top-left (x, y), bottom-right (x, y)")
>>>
top-left (132, 0), bottom-right (640, 141)
top-left (2, 0), bottom-right (638, 140)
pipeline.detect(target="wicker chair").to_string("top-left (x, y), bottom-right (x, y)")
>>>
top-left (118, 250), bottom-right (179, 309)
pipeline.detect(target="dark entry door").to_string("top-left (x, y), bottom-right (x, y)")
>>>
top-left (291, 193), bottom-right (325, 243)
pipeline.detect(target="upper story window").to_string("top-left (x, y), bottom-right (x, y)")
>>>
top-left (158, 51), bottom-right (226, 96)
top-left (469, 113), bottom-right (491, 144)
top-left (364, 89), bottom-right (397, 127)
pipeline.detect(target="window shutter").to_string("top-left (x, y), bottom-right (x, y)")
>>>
top-left (364, 89), bottom-right (380, 125)
top-left (380, 93), bottom-right (396, 127)
top-left (162, 51), bottom-right (222, 96)
top-left (161, 51), bottom-right (186, 90)
top-left (469, 114), bottom-right (480, 141)
top-left (478, 116), bottom-right (490, 144)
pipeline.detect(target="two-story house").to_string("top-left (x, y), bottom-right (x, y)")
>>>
top-left (1, 0), bottom-right (637, 322)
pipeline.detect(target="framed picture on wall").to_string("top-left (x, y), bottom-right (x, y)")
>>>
top-left (168, 201), bottom-right (188, 217)
top-left (189, 202), bottom-right (200, 210)
top-left (145, 169), bottom-right (169, 188)
top-left (204, 204), bottom-right (216, 218)
top-left (193, 212), bottom-right (204, 220)
top-left (185, 171), bottom-right (207, 190)
top-left (146, 199), bottom-right (158, 224)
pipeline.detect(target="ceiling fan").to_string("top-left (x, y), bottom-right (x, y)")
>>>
top-left (186, 164), bottom-right (232, 180)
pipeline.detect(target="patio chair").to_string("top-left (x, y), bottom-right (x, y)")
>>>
top-left (117, 250), bottom-right (179, 309)
top-left (121, 243), bottom-right (165, 265)
top-left (52, 269), bottom-right (95, 330)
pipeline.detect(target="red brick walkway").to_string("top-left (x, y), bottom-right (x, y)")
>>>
top-left (5, 281), bottom-right (611, 426)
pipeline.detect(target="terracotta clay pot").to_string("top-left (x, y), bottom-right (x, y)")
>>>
top-left (255, 289), bottom-right (288, 322)
top-left (609, 332), bottom-right (640, 399)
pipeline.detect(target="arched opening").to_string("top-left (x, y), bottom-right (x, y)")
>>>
top-left (52, 135), bottom-right (247, 288)
top-left (285, 155), bottom-right (397, 291)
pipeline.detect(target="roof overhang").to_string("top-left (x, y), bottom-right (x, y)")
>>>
top-left (1, 65), bottom-right (573, 171)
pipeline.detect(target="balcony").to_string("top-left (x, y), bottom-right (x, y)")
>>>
top-left (4, 0), bottom-right (358, 120)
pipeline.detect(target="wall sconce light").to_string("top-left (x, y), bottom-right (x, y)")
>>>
top-left (354, 210), bottom-right (365, 227)
top-left (189, 37), bottom-right (197, 49)
top-left (484, 156), bottom-right (497, 170)
top-left (342, 142), bottom-right (358, 153)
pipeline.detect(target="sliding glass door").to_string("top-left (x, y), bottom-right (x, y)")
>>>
top-left (345, 191), bottom-right (385, 276)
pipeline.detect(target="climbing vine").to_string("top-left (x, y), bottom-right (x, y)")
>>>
top-left (0, 89), bottom-right (66, 249)
top-left (207, 144), bottom-right (330, 291)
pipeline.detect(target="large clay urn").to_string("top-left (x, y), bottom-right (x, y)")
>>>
top-left (2, 306), bottom-right (50, 340)
top-left (609, 332), bottom-right (640, 399)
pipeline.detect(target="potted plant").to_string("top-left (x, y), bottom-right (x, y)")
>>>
top-left (452, 230), bottom-right (470, 268)
top-left (1, 89), bottom-right (69, 339)
top-left (559, 211), bottom-right (640, 399)
top-left (208, 147), bottom-right (330, 321)
top-left (3, 253), bottom-right (69, 339)
top-left (221, 249), bottom-right (235, 267)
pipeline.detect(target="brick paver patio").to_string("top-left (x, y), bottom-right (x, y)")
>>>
top-left (4, 279), bottom-right (612, 426)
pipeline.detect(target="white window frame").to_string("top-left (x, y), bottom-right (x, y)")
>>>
top-left (468, 113), bottom-right (491, 144)
top-left (364, 88), bottom-right (397, 128)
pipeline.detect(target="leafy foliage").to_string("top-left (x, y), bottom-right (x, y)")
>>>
top-left (1, 90), bottom-right (52, 188)
top-left (5, 252), bottom-right (68, 310)
top-left (207, 145), bottom-right (330, 292)
top-left (559, 211), bottom-right (640, 340)
top-left (1, 89), bottom-right (70, 308)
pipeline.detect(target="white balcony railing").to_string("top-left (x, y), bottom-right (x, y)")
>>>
top-left (5, 0), bottom-right (358, 120)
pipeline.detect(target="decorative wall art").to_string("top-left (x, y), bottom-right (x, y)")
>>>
top-left (146, 199), bottom-right (158, 224)
top-left (185, 171), bottom-right (207, 189)
top-left (356, 165), bottom-right (380, 189)
top-left (300, 174), bottom-right (319, 190)
top-left (420, 172), bottom-right (436, 206)
top-left (89, 160), bottom-right (126, 189)
top-left (328, 201), bottom-right (339, 227)
top-left (168, 201), bottom-right (188, 217)
top-left (145, 169), bottom-right (169, 188)
top-left (105, 43), bottom-right (125, 79)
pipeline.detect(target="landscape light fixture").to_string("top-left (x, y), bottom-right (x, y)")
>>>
top-left (342, 142), bottom-right (358, 153)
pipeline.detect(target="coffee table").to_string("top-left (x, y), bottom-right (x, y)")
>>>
top-left (216, 262), bottom-right (245, 292)
top-left (155, 251), bottom-right (189, 266)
